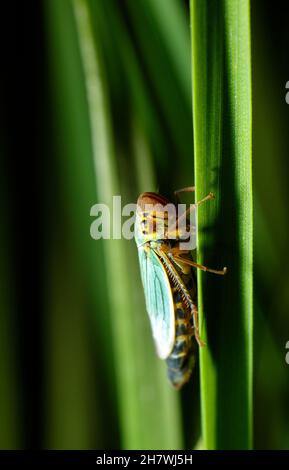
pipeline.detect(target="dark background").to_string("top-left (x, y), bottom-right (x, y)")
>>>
top-left (1, 0), bottom-right (289, 449)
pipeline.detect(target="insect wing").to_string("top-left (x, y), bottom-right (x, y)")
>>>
top-left (138, 246), bottom-right (175, 359)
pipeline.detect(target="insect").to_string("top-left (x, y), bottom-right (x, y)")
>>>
top-left (134, 187), bottom-right (227, 389)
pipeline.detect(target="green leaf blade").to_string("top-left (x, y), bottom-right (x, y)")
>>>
top-left (190, 0), bottom-right (253, 449)
top-left (72, 0), bottom-right (183, 450)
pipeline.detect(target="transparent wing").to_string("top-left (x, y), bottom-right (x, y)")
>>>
top-left (138, 246), bottom-right (175, 359)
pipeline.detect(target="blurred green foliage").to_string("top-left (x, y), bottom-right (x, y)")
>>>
top-left (0, 0), bottom-right (289, 450)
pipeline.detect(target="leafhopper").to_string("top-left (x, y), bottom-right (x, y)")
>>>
top-left (134, 187), bottom-right (226, 389)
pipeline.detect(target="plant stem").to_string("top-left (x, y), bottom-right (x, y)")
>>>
top-left (190, 0), bottom-right (253, 449)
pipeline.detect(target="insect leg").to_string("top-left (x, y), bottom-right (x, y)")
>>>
top-left (156, 248), bottom-right (204, 347)
top-left (174, 186), bottom-right (195, 203)
top-left (176, 191), bottom-right (215, 227)
top-left (170, 251), bottom-right (227, 275)
top-left (174, 186), bottom-right (196, 196)
top-left (189, 301), bottom-right (204, 347)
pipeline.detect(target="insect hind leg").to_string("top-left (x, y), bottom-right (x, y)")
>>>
top-left (189, 301), bottom-right (205, 347)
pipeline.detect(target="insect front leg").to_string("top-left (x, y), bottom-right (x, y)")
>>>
top-left (174, 186), bottom-right (195, 203)
top-left (176, 191), bottom-right (215, 228)
top-left (166, 191), bottom-right (214, 240)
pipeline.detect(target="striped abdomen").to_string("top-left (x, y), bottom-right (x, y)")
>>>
top-left (165, 275), bottom-right (196, 389)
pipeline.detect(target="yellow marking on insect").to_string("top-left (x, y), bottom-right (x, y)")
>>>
top-left (175, 335), bottom-right (188, 342)
top-left (174, 302), bottom-right (184, 310)
top-left (170, 351), bottom-right (187, 359)
top-left (175, 319), bottom-right (187, 326)
top-left (135, 188), bottom-right (227, 389)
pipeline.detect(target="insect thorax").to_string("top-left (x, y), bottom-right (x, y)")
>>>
top-left (134, 211), bottom-right (190, 248)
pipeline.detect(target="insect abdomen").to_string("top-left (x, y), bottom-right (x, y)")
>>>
top-left (165, 289), bottom-right (195, 389)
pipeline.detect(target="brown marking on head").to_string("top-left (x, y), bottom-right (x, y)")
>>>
top-left (137, 192), bottom-right (171, 211)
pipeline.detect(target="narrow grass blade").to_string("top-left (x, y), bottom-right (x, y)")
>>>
top-left (190, 0), bottom-right (253, 449)
top-left (125, 0), bottom-right (193, 167)
top-left (90, 0), bottom-right (166, 171)
top-left (44, 0), bottom-right (110, 448)
top-left (73, 0), bottom-right (182, 449)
